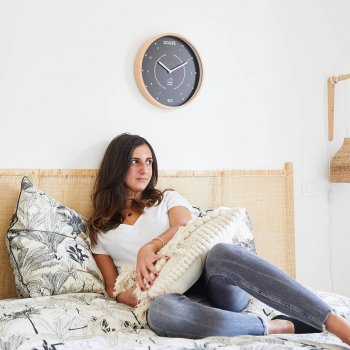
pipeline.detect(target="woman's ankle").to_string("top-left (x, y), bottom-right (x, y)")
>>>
top-left (324, 313), bottom-right (350, 345)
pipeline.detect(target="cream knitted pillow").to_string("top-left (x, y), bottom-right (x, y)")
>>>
top-left (113, 206), bottom-right (247, 326)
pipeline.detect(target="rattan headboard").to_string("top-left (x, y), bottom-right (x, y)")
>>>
top-left (0, 163), bottom-right (295, 300)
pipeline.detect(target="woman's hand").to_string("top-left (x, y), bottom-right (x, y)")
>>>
top-left (136, 243), bottom-right (169, 291)
top-left (117, 286), bottom-right (139, 308)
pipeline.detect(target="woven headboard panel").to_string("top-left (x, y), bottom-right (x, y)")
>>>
top-left (0, 163), bottom-right (294, 300)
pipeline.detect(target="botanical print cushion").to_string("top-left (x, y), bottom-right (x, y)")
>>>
top-left (194, 206), bottom-right (257, 255)
top-left (6, 176), bottom-right (107, 298)
top-left (232, 212), bottom-right (257, 255)
top-left (114, 206), bottom-right (251, 326)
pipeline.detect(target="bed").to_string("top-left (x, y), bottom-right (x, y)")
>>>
top-left (1, 164), bottom-right (349, 350)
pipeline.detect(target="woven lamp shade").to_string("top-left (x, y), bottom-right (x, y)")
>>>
top-left (330, 138), bottom-right (350, 183)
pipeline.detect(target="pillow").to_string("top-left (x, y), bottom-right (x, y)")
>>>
top-left (6, 176), bottom-right (107, 298)
top-left (113, 206), bottom-right (252, 326)
top-left (194, 206), bottom-right (257, 255)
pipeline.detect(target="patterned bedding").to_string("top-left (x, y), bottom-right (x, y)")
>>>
top-left (1, 285), bottom-right (350, 350)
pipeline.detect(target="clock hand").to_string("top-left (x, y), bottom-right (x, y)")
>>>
top-left (158, 61), bottom-right (171, 73)
top-left (169, 61), bottom-right (188, 73)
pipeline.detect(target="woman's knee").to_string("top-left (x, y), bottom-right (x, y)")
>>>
top-left (147, 293), bottom-right (184, 336)
top-left (208, 243), bottom-right (248, 262)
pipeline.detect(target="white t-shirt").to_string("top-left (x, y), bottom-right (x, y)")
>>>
top-left (90, 190), bottom-right (199, 274)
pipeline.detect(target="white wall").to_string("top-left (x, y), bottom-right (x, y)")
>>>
top-left (1, 0), bottom-right (350, 297)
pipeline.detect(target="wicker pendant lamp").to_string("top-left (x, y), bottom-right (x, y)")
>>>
top-left (330, 138), bottom-right (350, 182)
top-left (328, 74), bottom-right (350, 183)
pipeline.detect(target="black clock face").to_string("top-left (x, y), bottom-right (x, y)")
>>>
top-left (141, 36), bottom-right (202, 107)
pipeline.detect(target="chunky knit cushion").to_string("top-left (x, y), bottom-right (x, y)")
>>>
top-left (113, 206), bottom-right (252, 326)
top-left (195, 206), bottom-right (257, 256)
top-left (6, 176), bottom-right (107, 298)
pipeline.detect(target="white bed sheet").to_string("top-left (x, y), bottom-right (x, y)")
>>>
top-left (1, 285), bottom-right (349, 350)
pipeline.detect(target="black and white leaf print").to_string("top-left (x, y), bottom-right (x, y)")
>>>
top-left (193, 206), bottom-right (257, 256)
top-left (35, 316), bottom-right (74, 342)
top-left (18, 246), bottom-right (59, 281)
top-left (43, 206), bottom-right (60, 232)
top-left (6, 249), bottom-right (29, 298)
top-left (26, 231), bottom-right (65, 258)
top-left (97, 318), bottom-right (116, 333)
top-left (6, 230), bottom-right (25, 249)
top-left (243, 212), bottom-right (253, 232)
top-left (57, 206), bottom-right (85, 235)
top-left (86, 265), bottom-right (104, 286)
top-left (0, 334), bottom-right (30, 350)
top-left (6, 176), bottom-right (107, 299)
top-left (58, 260), bottom-right (79, 280)
top-left (1, 290), bottom-right (348, 349)
top-left (28, 271), bottom-right (71, 297)
top-left (66, 293), bottom-right (107, 306)
top-left (67, 244), bottom-right (89, 265)
top-left (1, 304), bottom-right (41, 334)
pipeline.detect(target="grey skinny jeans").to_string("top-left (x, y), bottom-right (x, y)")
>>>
top-left (146, 243), bottom-right (333, 339)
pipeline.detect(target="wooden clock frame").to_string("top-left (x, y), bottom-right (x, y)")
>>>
top-left (134, 33), bottom-right (204, 110)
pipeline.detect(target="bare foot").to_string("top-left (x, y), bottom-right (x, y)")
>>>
top-left (267, 319), bottom-right (295, 334)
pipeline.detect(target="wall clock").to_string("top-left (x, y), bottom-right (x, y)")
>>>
top-left (135, 33), bottom-right (204, 109)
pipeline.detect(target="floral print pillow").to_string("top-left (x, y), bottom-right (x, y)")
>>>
top-left (6, 176), bottom-right (107, 298)
top-left (192, 205), bottom-right (257, 255)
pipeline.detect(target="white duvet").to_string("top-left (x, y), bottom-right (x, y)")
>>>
top-left (0, 285), bottom-right (349, 350)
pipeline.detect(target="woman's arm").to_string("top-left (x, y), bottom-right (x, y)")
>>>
top-left (136, 205), bottom-right (192, 291)
top-left (149, 206), bottom-right (192, 248)
top-left (93, 206), bottom-right (192, 304)
top-left (92, 254), bottom-right (119, 299)
top-left (93, 253), bottom-right (140, 307)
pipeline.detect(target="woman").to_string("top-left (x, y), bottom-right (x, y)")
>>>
top-left (88, 132), bottom-right (350, 344)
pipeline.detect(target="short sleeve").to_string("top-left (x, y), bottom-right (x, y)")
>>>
top-left (89, 236), bottom-right (110, 255)
top-left (164, 190), bottom-right (199, 220)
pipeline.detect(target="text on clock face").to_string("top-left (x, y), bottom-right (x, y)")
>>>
top-left (163, 41), bottom-right (176, 45)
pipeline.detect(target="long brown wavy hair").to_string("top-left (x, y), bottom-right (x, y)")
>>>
top-left (88, 132), bottom-right (174, 247)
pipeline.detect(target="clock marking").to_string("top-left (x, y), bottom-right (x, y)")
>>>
top-left (172, 54), bottom-right (186, 90)
top-left (154, 54), bottom-right (167, 89)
